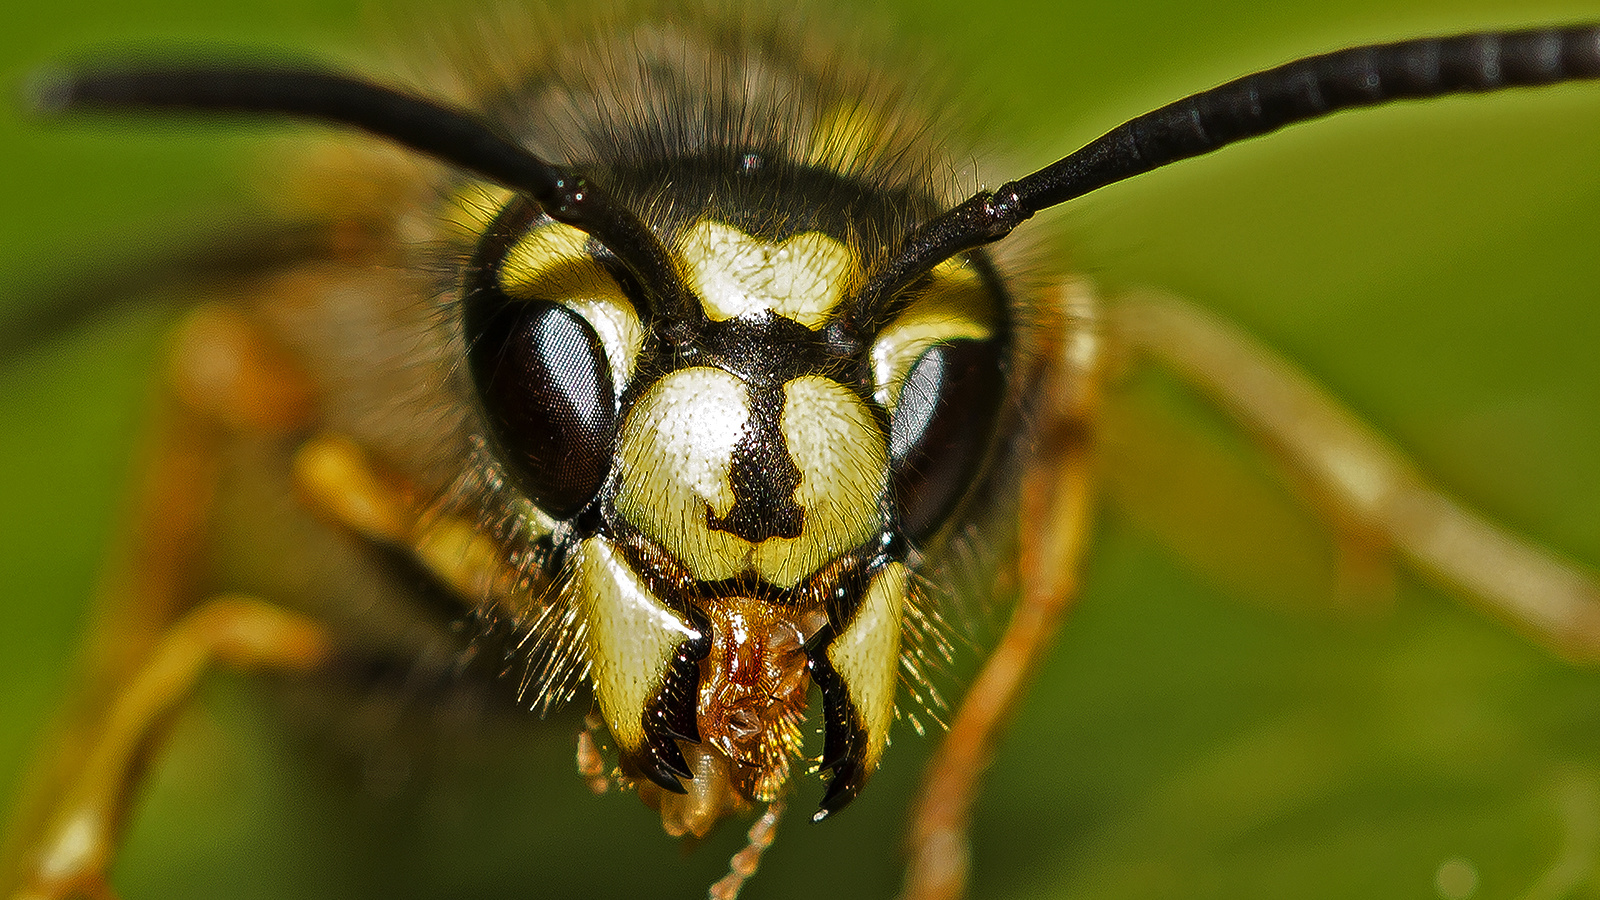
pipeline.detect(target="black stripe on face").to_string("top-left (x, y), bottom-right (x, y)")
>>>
top-left (705, 383), bottom-right (804, 544)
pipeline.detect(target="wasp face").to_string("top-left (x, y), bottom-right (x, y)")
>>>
top-left (463, 153), bottom-right (1013, 829)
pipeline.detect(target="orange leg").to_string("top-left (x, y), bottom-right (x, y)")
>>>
top-left (290, 433), bottom-right (522, 606)
top-left (900, 281), bottom-right (1106, 900)
top-left (4, 303), bottom-right (326, 900)
top-left (1110, 291), bottom-right (1600, 663)
top-left (10, 598), bottom-right (332, 900)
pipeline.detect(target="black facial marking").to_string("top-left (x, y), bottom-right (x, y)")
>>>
top-left (695, 313), bottom-right (841, 380)
top-left (706, 384), bottom-right (804, 543)
top-left (636, 607), bottom-right (712, 794)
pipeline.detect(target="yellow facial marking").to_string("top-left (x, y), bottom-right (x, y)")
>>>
top-left (870, 258), bottom-right (995, 411)
top-left (760, 376), bottom-right (887, 587)
top-left (677, 221), bottom-right (857, 329)
top-left (827, 561), bottom-right (908, 775)
top-left (499, 221), bottom-right (644, 392)
top-left (499, 222), bottom-right (594, 296)
top-left (566, 296), bottom-right (644, 395)
top-left (572, 535), bottom-right (700, 755)
top-left (615, 370), bottom-right (887, 589)
top-left (615, 367), bottom-right (753, 583)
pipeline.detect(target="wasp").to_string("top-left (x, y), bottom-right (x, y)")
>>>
top-left (3, 1), bottom-right (1600, 896)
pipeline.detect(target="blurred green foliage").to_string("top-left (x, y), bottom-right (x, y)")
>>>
top-left (2, 1), bottom-right (1599, 898)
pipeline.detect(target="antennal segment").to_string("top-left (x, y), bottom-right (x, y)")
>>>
top-left (31, 63), bottom-right (698, 328)
top-left (855, 23), bottom-right (1600, 329)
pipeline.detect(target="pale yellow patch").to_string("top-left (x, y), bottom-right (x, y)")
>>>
top-left (615, 367), bottom-right (753, 583)
top-left (828, 561), bottom-right (908, 775)
top-left (565, 295), bottom-right (644, 394)
top-left (573, 535), bottom-right (700, 755)
top-left (760, 376), bottom-right (887, 588)
top-left (870, 259), bottom-right (996, 412)
top-left (615, 370), bottom-right (887, 589)
top-left (499, 221), bottom-right (593, 296)
top-left (677, 221), bottom-right (857, 329)
top-left (499, 222), bottom-right (644, 392)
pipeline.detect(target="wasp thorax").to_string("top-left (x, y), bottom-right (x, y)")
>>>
top-left (463, 187), bottom-right (1011, 824)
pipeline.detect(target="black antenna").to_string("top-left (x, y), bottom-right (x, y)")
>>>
top-left (30, 63), bottom-right (698, 328)
top-left (855, 23), bottom-right (1600, 330)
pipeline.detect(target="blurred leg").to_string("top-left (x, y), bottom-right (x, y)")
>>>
top-left (11, 598), bottom-right (333, 900)
top-left (900, 280), bottom-right (1105, 900)
top-left (6, 304), bottom-right (327, 900)
top-left (1109, 290), bottom-right (1600, 663)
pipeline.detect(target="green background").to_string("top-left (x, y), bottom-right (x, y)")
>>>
top-left (3, 0), bottom-right (1600, 898)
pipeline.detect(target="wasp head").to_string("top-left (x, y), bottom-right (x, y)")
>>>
top-left (462, 153), bottom-right (1013, 830)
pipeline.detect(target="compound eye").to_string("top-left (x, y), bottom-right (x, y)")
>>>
top-left (888, 339), bottom-right (1005, 542)
top-left (468, 296), bottom-right (616, 519)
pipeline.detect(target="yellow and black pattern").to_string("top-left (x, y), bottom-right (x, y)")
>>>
top-left (449, 11), bottom-right (1021, 823)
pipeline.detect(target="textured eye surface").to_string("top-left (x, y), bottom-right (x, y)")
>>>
top-left (888, 339), bottom-right (1005, 542)
top-left (468, 298), bottom-right (617, 519)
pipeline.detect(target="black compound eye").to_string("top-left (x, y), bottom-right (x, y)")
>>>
top-left (467, 294), bottom-right (616, 519)
top-left (888, 339), bottom-right (1005, 542)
